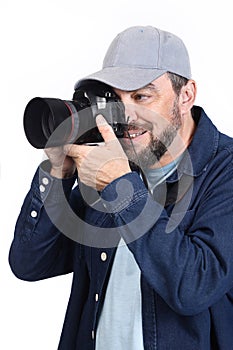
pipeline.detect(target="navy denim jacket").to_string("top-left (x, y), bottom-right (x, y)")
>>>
top-left (9, 107), bottom-right (233, 349)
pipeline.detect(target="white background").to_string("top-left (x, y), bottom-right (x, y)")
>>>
top-left (1, 0), bottom-right (233, 349)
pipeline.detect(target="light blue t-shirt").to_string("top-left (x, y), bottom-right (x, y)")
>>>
top-left (96, 239), bottom-right (144, 349)
top-left (96, 157), bottom-right (182, 349)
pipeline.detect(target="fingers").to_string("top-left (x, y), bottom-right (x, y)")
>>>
top-left (96, 114), bottom-right (117, 143)
top-left (63, 114), bottom-right (121, 162)
top-left (45, 146), bottom-right (63, 157)
top-left (44, 146), bottom-right (76, 178)
top-left (63, 144), bottom-right (79, 158)
top-left (44, 146), bottom-right (65, 167)
top-left (64, 144), bottom-right (93, 159)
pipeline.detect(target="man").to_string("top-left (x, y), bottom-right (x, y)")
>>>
top-left (9, 26), bottom-right (233, 349)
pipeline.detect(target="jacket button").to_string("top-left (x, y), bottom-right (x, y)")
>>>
top-left (100, 252), bottom-right (107, 261)
top-left (91, 330), bottom-right (95, 340)
top-left (42, 177), bottom-right (49, 185)
top-left (95, 293), bottom-right (99, 302)
top-left (30, 210), bottom-right (38, 218)
top-left (39, 185), bottom-right (45, 193)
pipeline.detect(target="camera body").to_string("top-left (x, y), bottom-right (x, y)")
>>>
top-left (23, 80), bottom-right (126, 149)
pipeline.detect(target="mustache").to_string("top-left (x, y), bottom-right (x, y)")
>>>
top-left (125, 121), bottom-right (152, 132)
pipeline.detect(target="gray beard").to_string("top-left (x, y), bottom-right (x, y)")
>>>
top-left (121, 99), bottom-right (182, 169)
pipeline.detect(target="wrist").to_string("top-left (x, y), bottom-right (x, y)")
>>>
top-left (50, 165), bottom-right (76, 179)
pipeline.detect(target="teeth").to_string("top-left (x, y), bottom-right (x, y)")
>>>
top-left (129, 132), bottom-right (144, 139)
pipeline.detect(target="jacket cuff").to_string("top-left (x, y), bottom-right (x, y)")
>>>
top-left (100, 172), bottom-right (149, 214)
top-left (31, 160), bottom-right (77, 203)
top-left (100, 171), bottom-right (167, 244)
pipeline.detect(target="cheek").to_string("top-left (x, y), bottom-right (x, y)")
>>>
top-left (150, 114), bottom-right (173, 138)
top-left (149, 101), bottom-right (178, 133)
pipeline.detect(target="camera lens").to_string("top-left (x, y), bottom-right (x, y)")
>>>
top-left (24, 97), bottom-right (73, 148)
top-left (23, 81), bottom-right (126, 149)
top-left (41, 106), bottom-right (55, 140)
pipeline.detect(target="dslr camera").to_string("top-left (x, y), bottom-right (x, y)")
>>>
top-left (23, 80), bottom-right (126, 149)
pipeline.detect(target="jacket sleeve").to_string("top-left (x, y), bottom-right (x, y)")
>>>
top-left (9, 163), bottom-right (81, 281)
top-left (100, 155), bottom-right (233, 316)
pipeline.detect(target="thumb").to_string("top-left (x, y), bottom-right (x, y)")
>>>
top-left (96, 114), bottom-right (117, 143)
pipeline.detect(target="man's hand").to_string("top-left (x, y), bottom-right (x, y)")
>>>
top-left (64, 115), bottom-right (131, 191)
top-left (44, 146), bottom-right (76, 179)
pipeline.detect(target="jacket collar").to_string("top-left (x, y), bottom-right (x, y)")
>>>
top-left (168, 106), bottom-right (219, 182)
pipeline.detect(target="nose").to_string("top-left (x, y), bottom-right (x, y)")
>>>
top-left (116, 91), bottom-right (138, 123)
top-left (124, 102), bottom-right (138, 124)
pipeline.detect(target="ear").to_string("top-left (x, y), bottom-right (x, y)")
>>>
top-left (179, 80), bottom-right (197, 113)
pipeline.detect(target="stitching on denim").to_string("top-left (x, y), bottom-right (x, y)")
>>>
top-left (111, 189), bottom-right (148, 213)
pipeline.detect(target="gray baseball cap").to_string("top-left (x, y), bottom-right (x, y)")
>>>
top-left (75, 26), bottom-right (191, 91)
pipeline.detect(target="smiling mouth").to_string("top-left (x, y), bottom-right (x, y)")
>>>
top-left (124, 126), bottom-right (148, 139)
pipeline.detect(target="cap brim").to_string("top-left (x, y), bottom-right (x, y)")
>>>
top-left (74, 66), bottom-right (167, 91)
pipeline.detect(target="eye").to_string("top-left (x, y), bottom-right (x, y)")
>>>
top-left (133, 93), bottom-right (151, 101)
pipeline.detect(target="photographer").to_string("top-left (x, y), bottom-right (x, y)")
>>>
top-left (9, 26), bottom-right (233, 349)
